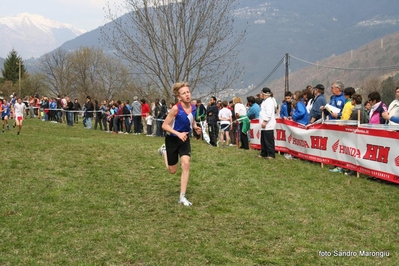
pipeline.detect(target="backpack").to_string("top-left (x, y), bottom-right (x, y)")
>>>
top-left (375, 102), bottom-right (388, 124)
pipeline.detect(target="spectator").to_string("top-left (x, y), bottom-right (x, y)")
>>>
top-left (152, 99), bottom-right (161, 136)
top-left (363, 101), bottom-right (371, 123)
top-left (270, 92), bottom-right (279, 115)
top-left (292, 90), bottom-right (309, 126)
top-left (141, 99), bottom-right (151, 134)
top-left (206, 96), bottom-right (219, 147)
top-left (145, 111), bottom-right (154, 136)
top-left (229, 100), bottom-right (237, 146)
top-left (35, 95), bottom-right (41, 119)
top-left (217, 100), bottom-right (222, 110)
top-left (117, 100), bottom-right (124, 133)
top-left (65, 97), bottom-right (74, 126)
top-left (194, 99), bottom-right (206, 140)
top-left (108, 104), bottom-right (115, 132)
top-left (123, 101), bottom-right (132, 134)
top-left (246, 96), bottom-right (260, 119)
top-left (49, 98), bottom-right (57, 122)
top-left (233, 96), bottom-right (249, 150)
top-left (309, 84), bottom-right (327, 124)
top-left (56, 96), bottom-right (63, 123)
top-left (73, 99), bottom-right (81, 124)
top-left (340, 87), bottom-right (356, 120)
top-left (101, 100), bottom-right (109, 131)
top-left (112, 101), bottom-right (120, 134)
top-left (85, 96), bottom-right (94, 129)
top-left (368, 91), bottom-right (387, 124)
top-left (322, 81), bottom-right (346, 120)
top-left (280, 91), bottom-right (293, 120)
top-left (383, 87), bottom-right (399, 125)
top-left (349, 94), bottom-right (367, 124)
top-left (218, 100), bottom-right (232, 147)
top-left (258, 87), bottom-right (276, 159)
top-left (255, 94), bottom-right (263, 105)
top-left (157, 99), bottom-right (168, 137)
top-left (29, 95), bottom-right (36, 118)
top-left (131, 96), bottom-right (142, 134)
top-left (94, 100), bottom-right (102, 130)
top-left (343, 94), bottom-right (368, 176)
top-left (330, 87), bottom-right (356, 173)
top-left (303, 85), bottom-right (314, 114)
top-left (41, 97), bottom-right (49, 121)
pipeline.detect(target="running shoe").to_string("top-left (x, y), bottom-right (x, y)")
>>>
top-left (178, 196), bottom-right (192, 206)
top-left (158, 144), bottom-right (166, 155)
top-left (344, 170), bottom-right (356, 176)
top-left (329, 167), bottom-right (343, 173)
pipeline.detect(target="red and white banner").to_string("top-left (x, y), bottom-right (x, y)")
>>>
top-left (249, 119), bottom-right (399, 184)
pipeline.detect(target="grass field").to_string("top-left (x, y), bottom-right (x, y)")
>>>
top-left (1, 118), bottom-right (398, 265)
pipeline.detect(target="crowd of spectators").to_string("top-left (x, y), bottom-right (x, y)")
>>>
top-left (3, 84), bottom-right (399, 161)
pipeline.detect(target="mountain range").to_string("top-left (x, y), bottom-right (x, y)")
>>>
top-left (0, 13), bottom-right (85, 59)
top-left (2, 0), bottom-right (399, 96)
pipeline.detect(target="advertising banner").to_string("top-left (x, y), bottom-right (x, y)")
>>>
top-left (249, 119), bottom-right (399, 184)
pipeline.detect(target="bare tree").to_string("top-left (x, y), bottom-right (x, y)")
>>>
top-left (22, 73), bottom-right (49, 97)
top-left (102, 0), bottom-right (246, 102)
top-left (40, 47), bottom-right (134, 101)
top-left (359, 77), bottom-right (381, 100)
top-left (39, 48), bottom-right (75, 97)
top-left (94, 54), bottom-right (133, 100)
top-left (69, 47), bottom-right (103, 98)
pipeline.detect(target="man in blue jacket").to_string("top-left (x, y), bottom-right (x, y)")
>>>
top-left (323, 81), bottom-right (346, 120)
top-left (280, 91), bottom-right (293, 119)
top-left (309, 84), bottom-right (327, 124)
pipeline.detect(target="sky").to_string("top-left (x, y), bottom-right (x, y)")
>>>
top-left (0, 0), bottom-right (127, 31)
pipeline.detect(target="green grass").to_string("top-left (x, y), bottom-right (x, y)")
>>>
top-left (1, 118), bottom-right (398, 265)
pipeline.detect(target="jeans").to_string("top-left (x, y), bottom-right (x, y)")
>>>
top-left (86, 117), bottom-right (92, 129)
top-left (147, 124), bottom-right (152, 135)
top-left (102, 117), bottom-right (108, 131)
top-left (67, 111), bottom-right (73, 126)
top-left (74, 112), bottom-right (79, 123)
top-left (156, 120), bottom-right (163, 136)
top-left (125, 117), bottom-right (131, 133)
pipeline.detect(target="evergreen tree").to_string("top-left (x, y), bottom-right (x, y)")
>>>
top-left (381, 76), bottom-right (399, 104)
top-left (1, 49), bottom-right (27, 84)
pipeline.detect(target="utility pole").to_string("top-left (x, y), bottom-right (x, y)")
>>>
top-left (285, 53), bottom-right (289, 92)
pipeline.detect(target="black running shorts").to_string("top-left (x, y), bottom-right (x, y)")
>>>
top-left (165, 134), bottom-right (191, 166)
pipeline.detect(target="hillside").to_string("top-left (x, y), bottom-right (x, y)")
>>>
top-left (250, 30), bottom-right (399, 101)
top-left (55, 0), bottom-right (399, 91)
top-left (3, 0), bottom-right (399, 96)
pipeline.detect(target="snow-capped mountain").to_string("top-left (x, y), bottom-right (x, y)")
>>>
top-left (0, 13), bottom-right (86, 59)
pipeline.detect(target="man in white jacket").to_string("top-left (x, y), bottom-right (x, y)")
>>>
top-left (258, 87), bottom-right (276, 159)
